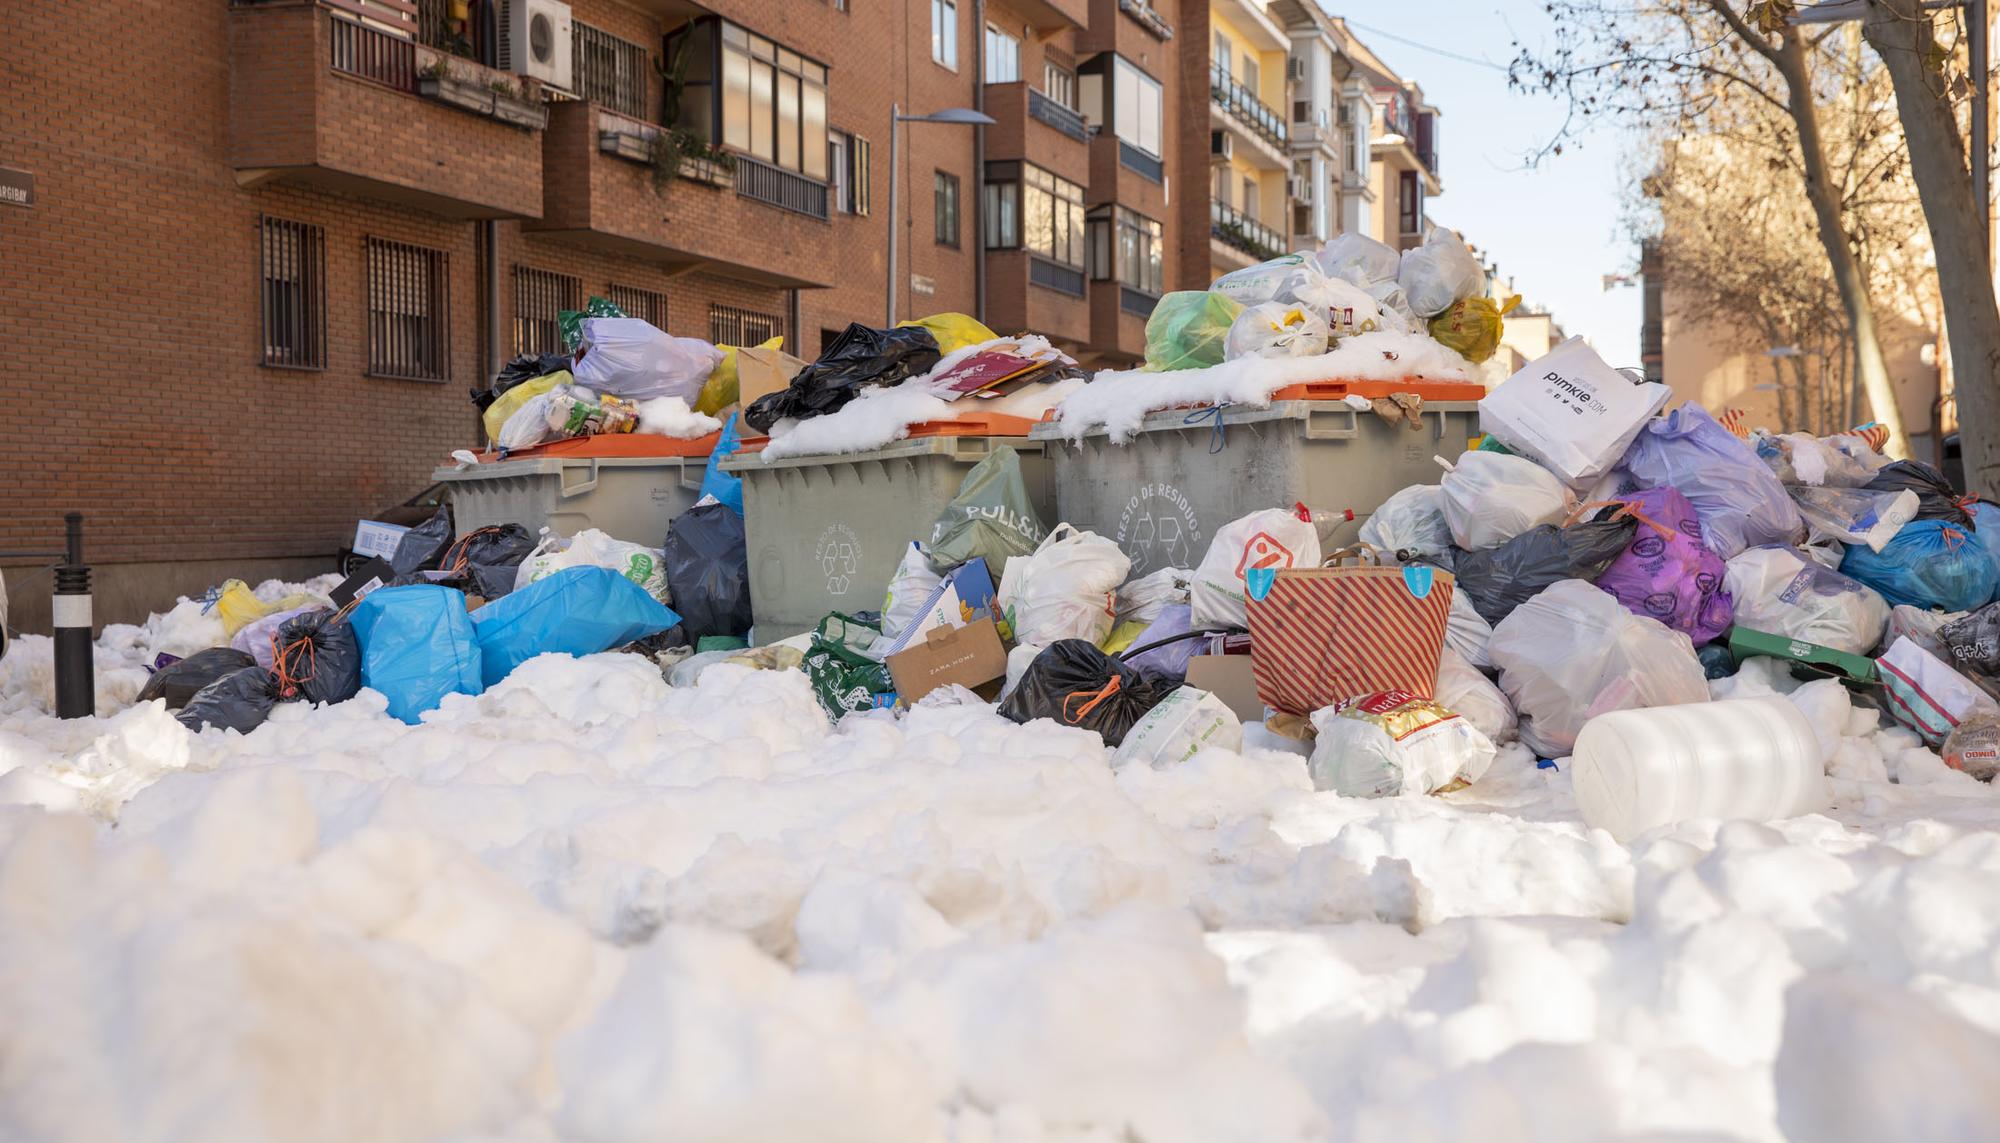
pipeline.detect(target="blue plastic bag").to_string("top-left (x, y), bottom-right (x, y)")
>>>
top-left (349, 585), bottom-right (484, 724)
top-left (1623, 404), bottom-right (1803, 559)
top-left (699, 412), bottom-right (744, 516)
top-left (1970, 503), bottom-right (2000, 601)
top-left (1839, 519), bottom-right (1999, 612)
top-left (471, 565), bottom-right (681, 687)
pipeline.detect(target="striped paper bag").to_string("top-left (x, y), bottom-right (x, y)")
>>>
top-left (1244, 547), bottom-right (1454, 716)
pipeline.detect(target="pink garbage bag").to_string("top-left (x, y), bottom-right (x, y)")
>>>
top-left (1594, 486), bottom-right (1734, 645)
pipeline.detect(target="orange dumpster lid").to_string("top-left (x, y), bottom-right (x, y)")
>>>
top-left (467, 432), bottom-right (720, 463)
top-left (735, 412), bottom-right (1040, 451)
top-left (1268, 377), bottom-right (1486, 402)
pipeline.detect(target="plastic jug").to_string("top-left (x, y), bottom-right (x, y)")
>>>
top-left (1569, 697), bottom-right (1828, 841)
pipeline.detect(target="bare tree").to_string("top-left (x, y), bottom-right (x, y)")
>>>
top-left (1513, 1), bottom-right (1913, 455)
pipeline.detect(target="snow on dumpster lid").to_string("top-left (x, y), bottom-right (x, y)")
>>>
top-left (458, 432), bottom-right (720, 463)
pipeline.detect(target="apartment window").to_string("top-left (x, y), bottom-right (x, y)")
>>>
top-left (932, 0), bottom-right (958, 70)
top-left (1043, 61), bottom-right (1074, 108)
top-left (830, 131), bottom-right (871, 214)
top-left (1242, 177), bottom-right (1258, 223)
top-left (984, 161), bottom-right (1084, 268)
top-left (1087, 205), bottom-right (1162, 296)
top-left (677, 20), bottom-right (829, 179)
top-left (366, 237), bottom-right (450, 381)
top-left (1241, 56), bottom-right (1259, 99)
top-left (985, 24), bottom-right (1020, 83)
top-left (1344, 97), bottom-right (1370, 174)
top-left (1079, 55), bottom-right (1163, 159)
top-left (606, 284), bottom-right (668, 330)
top-left (934, 171), bottom-right (961, 247)
top-left (259, 215), bottom-right (326, 370)
top-left (1399, 169), bottom-right (1422, 236)
top-left (573, 22), bottom-right (648, 118)
top-left (1212, 32), bottom-right (1230, 75)
top-left (514, 266), bottom-right (580, 356)
top-left (711, 304), bottom-right (782, 347)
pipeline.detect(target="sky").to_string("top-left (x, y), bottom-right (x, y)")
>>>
top-left (1324, 1), bottom-right (1644, 365)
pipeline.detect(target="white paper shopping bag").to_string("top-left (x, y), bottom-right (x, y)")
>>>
top-left (1479, 336), bottom-right (1671, 487)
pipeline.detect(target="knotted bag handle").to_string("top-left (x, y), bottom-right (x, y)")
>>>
top-left (1564, 499), bottom-right (1676, 540)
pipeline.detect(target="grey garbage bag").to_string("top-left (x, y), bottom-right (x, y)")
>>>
top-left (662, 501), bottom-right (752, 643)
top-left (927, 445), bottom-right (1048, 578)
top-left (390, 508), bottom-right (455, 576)
top-left (175, 666), bottom-right (283, 734)
top-left (1446, 513), bottom-right (1640, 627)
top-left (138, 647), bottom-right (258, 710)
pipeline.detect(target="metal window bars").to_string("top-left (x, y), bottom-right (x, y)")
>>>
top-left (574, 21), bottom-right (650, 119)
top-left (328, 11), bottom-right (416, 91)
top-left (259, 215), bottom-right (328, 370)
top-left (606, 283), bottom-right (668, 330)
top-left (514, 265), bottom-right (581, 356)
top-left (366, 237), bottom-right (451, 381)
top-left (709, 304), bottom-right (782, 347)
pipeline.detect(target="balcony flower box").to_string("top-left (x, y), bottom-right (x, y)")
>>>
top-left (418, 73), bottom-right (547, 130)
top-left (599, 124), bottom-right (735, 189)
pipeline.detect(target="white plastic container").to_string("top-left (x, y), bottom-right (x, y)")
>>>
top-left (1569, 696), bottom-right (1829, 842)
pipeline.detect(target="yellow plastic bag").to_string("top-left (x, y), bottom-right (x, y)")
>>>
top-left (1428, 294), bottom-right (1520, 365)
top-left (1145, 291), bottom-right (1243, 371)
top-left (694, 335), bottom-right (784, 416)
top-left (895, 312), bottom-right (997, 356)
top-left (1100, 619), bottom-right (1149, 656)
top-left (482, 371), bottom-right (568, 441)
top-left (212, 580), bottom-right (314, 637)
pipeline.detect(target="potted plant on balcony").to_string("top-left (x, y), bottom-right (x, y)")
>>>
top-left (486, 76), bottom-right (547, 130)
top-left (417, 57), bottom-right (546, 130)
top-left (643, 128), bottom-right (736, 191)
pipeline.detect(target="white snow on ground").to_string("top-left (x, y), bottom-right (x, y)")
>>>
top-left (2, 596), bottom-right (2000, 1142)
top-left (1053, 330), bottom-right (1476, 444)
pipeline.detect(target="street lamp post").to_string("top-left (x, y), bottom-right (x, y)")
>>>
top-left (886, 103), bottom-right (996, 326)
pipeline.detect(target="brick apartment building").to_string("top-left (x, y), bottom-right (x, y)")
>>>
top-left (0, 0), bottom-right (1436, 629)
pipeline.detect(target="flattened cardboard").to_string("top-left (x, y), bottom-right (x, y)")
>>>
top-left (1187, 654), bottom-right (1264, 722)
top-left (888, 617), bottom-right (1008, 703)
top-left (330, 557), bottom-right (396, 608)
top-left (736, 346), bottom-right (807, 409)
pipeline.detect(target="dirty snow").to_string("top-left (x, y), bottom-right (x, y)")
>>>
top-left (2, 590), bottom-right (1999, 1142)
top-left (1053, 330), bottom-right (1477, 444)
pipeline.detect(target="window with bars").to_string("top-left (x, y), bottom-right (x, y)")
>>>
top-left (259, 215), bottom-right (326, 370)
top-left (514, 266), bottom-right (581, 355)
top-left (934, 170), bottom-right (960, 247)
top-left (574, 21), bottom-right (649, 119)
top-left (710, 304), bottom-right (782, 347)
top-left (606, 283), bottom-right (668, 330)
top-left (365, 237), bottom-right (449, 381)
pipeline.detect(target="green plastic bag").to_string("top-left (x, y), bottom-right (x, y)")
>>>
top-left (927, 445), bottom-right (1048, 578)
top-left (1144, 291), bottom-right (1243, 372)
top-left (559, 295), bottom-right (627, 354)
top-left (802, 613), bottom-right (896, 718)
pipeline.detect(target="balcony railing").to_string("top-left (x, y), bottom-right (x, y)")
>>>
top-left (1210, 65), bottom-right (1287, 148)
top-left (1030, 256), bottom-right (1085, 297)
top-left (1211, 199), bottom-right (1283, 261)
top-left (329, 11), bottom-right (416, 90)
top-left (734, 154), bottom-right (830, 220)
top-left (1028, 90), bottom-right (1090, 142)
top-left (1118, 140), bottom-right (1163, 183)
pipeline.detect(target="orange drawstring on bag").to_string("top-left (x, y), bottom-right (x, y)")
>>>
top-left (1062, 675), bottom-right (1123, 725)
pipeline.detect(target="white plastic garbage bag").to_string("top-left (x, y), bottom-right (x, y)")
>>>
top-left (1885, 603), bottom-right (1965, 661)
top-left (1313, 232), bottom-right (1403, 289)
top-left (1438, 452), bottom-right (1574, 552)
top-left (571, 317), bottom-right (725, 403)
top-left (1114, 567), bottom-right (1192, 625)
top-left (1359, 484), bottom-right (1454, 562)
top-left (1288, 273), bottom-right (1387, 340)
top-left (1446, 588), bottom-right (1495, 669)
top-left (1398, 227), bottom-right (1484, 317)
top-left (1789, 486), bottom-right (1919, 553)
top-left (1210, 252), bottom-right (1314, 306)
top-left (515, 528), bottom-right (672, 603)
top-left (1479, 337), bottom-right (1673, 488)
top-left (1309, 690), bottom-right (1497, 796)
top-left (1189, 507), bottom-right (1323, 630)
top-left (879, 542), bottom-right (944, 640)
top-left (1624, 403), bottom-right (1805, 559)
top-left (1223, 301), bottom-right (1331, 360)
top-left (1435, 644), bottom-right (1516, 743)
top-left (497, 391), bottom-right (561, 451)
top-left (1111, 686), bottom-right (1244, 769)
top-left (996, 524), bottom-right (1131, 647)
top-left (1490, 578), bottom-right (1710, 758)
top-left (1756, 431), bottom-right (1890, 488)
top-left (1722, 544), bottom-right (1889, 655)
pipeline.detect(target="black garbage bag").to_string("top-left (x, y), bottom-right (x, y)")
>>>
top-left (1446, 514), bottom-right (1640, 626)
top-left (390, 508), bottom-right (455, 576)
top-left (1697, 642), bottom-right (1738, 681)
top-left (743, 323), bottom-right (941, 433)
top-left (1867, 460), bottom-right (1972, 528)
top-left (998, 640), bottom-right (1177, 747)
top-left (138, 647), bottom-right (257, 710)
top-left (272, 609), bottom-right (362, 706)
top-left (442, 524), bottom-right (537, 599)
top-left (1939, 603), bottom-right (2000, 700)
top-left (175, 666), bottom-right (283, 734)
top-left (663, 501), bottom-right (752, 642)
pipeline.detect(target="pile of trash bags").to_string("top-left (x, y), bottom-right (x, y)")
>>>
top-left (1145, 227), bottom-right (1521, 371)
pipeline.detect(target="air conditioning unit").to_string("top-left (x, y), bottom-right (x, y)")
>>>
top-left (498, 0), bottom-right (573, 92)
top-left (1211, 131), bottom-right (1233, 160)
top-left (1287, 57), bottom-right (1307, 82)
top-left (1289, 175), bottom-right (1313, 203)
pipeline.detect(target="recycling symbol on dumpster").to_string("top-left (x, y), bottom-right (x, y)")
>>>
top-left (815, 524), bottom-right (861, 596)
top-left (1116, 482), bottom-right (1200, 575)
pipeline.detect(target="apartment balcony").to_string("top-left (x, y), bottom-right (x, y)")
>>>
top-left (986, 252), bottom-right (1091, 348)
top-left (984, 83), bottom-right (1092, 187)
top-left (1087, 132), bottom-right (1168, 218)
top-left (1209, 200), bottom-right (1284, 272)
top-left (1210, 66), bottom-right (1290, 171)
top-left (228, 1), bottom-right (544, 219)
top-left (1079, 0), bottom-right (1173, 58)
top-left (527, 103), bottom-right (832, 289)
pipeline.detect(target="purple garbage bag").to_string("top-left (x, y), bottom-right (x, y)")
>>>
top-left (1593, 486), bottom-right (1734, 645)
top-left (1623, 403), bottom-right (1804, 559)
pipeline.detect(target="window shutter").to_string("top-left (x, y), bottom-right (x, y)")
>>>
top-left (851, 135), bottom-right (871, 215)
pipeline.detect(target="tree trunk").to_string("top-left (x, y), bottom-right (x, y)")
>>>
top-left (1773, 28), bottom-right (1912, 455)
top-left (1863, 0), bottom-right (2000, 497)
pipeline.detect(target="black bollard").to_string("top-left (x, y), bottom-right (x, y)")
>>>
top-left (54, 512), bottom-right (93, 719)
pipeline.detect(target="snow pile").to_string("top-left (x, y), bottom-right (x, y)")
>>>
top-left (1053, 330), bottom-right (1476, 444)
top-left (1, 606), bottom-right (1999, 1140)
top-left (632, 395), bottom-right (722, 439)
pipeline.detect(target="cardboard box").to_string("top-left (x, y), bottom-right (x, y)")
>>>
top-left (888, 616), bottom-right (1008, 702)
top-left (330, 557), bottom-right (396, 608)
top-left (879, 558), bottom-right (997, 656)
top-left (1728, 626), bottom-right (1879, 684)
top-left (1187, 654), bottom-right (1264, 722)
top-left (352, 519), bottom-right (410, 561)
top-left (735, 346), bottom-right (807, 409)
